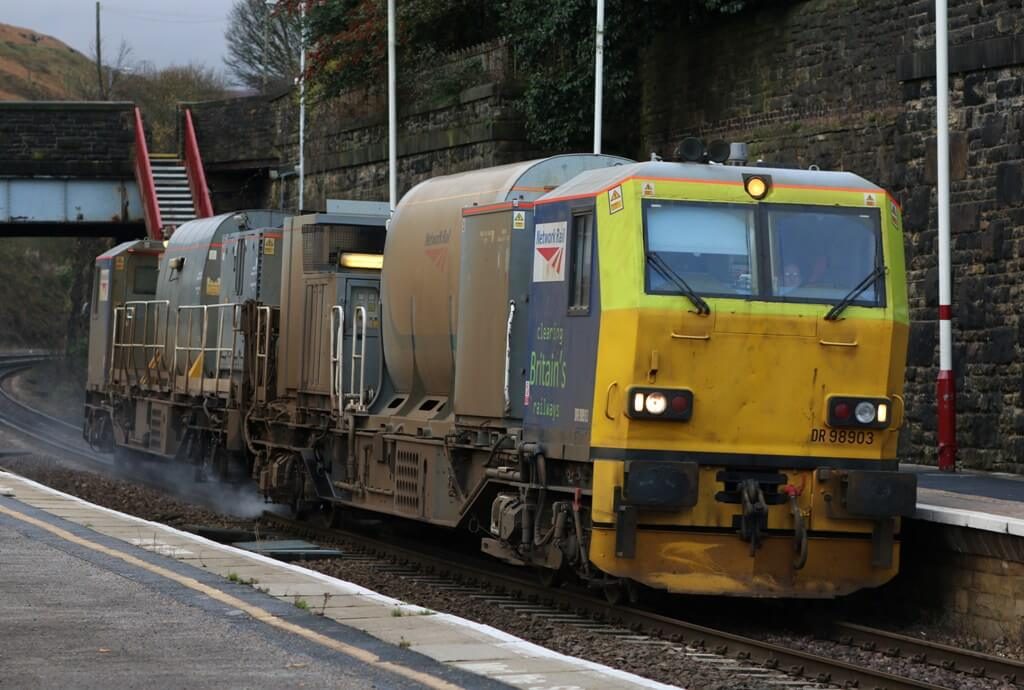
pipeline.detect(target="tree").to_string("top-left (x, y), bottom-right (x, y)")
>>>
top-left (119, 62), bottom-right (230, 149)
top-left (277, 0), bottom-right (760, 152)
top-left (224, 0), bottom-right (303, 91)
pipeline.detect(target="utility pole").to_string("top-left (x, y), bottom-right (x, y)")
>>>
top-left (593, 0), bottom-right (604, 154)
top-left (387, 0), bottom-right (397, 215)
top-left (935, 0), bottom-right (956, 471)
top-left (297, 0), bottom-right (306, 212)
top-left (262, 1), bottom-right (270, 92)
top-left (95, 1), bottom-right (104, 99)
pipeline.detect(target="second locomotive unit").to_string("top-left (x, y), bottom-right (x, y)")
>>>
top-left (85, 147), bottom-right (916, 599)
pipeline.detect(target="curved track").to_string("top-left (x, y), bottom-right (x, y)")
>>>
top-left (0, 354), bottom-right (268, 517)
top-left (0, 354), bottom-right (113, 468)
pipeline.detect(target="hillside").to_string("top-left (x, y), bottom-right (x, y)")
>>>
top-left (0, 23), bottom-right (94, 100)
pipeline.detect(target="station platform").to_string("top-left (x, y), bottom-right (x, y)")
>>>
top-left (0, 471), bottom-right (677, 690)
top-left (904, 463), bottom-right (1024, 537)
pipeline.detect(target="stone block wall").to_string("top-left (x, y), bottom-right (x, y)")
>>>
top-left (897, 521), bottom-right (1024, 642)
top-left (0, 101), bottom-right (136, 178)
top-left (641, 0), bottom-right (1024, 471)
top-left (190, 42), bottom-right (531, 215)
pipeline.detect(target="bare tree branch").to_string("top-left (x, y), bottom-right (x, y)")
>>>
top-left (224, 0), bottom-right (301, 91)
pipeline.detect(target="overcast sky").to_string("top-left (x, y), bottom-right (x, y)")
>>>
top-left (4, 1), bottom-right (239, 74)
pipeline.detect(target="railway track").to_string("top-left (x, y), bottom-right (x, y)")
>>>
top-left (0, 353), bottom-right (113, 467)
top-left (262, 512), bottom-right (1022, 690)
top-left (831, 621), bottom-right (1022, 685)
top-left (0, 355), bottom-right (263, 516)
top-left (3, 354), bottom-right (1020, 689)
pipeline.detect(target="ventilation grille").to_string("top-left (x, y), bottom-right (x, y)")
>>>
top-left (395, 450), bottom-right (421, 514)
top-left (302, 223), bottom-right (385, 272)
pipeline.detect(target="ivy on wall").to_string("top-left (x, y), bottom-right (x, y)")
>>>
top-left (283, 0), bottom-right (760, 152)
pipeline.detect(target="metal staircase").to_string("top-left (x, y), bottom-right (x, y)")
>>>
top-left (133, 107), bottom-right (214, 239)
top-left (149, 155), bottom-right (197, 227)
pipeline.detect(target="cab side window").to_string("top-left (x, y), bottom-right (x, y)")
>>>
top-left (568, 213), bottom-right (593, 315)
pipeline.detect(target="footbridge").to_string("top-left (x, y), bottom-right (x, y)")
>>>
top-left (0, 102), bottom-right (212, 240)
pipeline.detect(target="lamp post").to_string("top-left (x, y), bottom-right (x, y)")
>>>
top-left (297, 0), bottom-right (306, 212)
top-left (593, 0), bottom-right (604, 154)
top-left (387, 0), bottom-right (397, 216)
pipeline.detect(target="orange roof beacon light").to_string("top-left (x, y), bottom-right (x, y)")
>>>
top-left (743, 174), bottom-right (771, 200)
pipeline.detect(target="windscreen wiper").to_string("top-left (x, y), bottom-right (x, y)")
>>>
top-left (646, 252), bottom-right (711, 315)
top-left (824, 264), bottom-right (886, 321)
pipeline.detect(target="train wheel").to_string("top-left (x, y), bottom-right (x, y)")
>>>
top-left (535, 566), bottom-right (563, 589)
top-left (602, 579), bottom-right (640, 606)
top-left (313, 502), bottom-right (343, 529)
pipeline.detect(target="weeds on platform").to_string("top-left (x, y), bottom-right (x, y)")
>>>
top-left (294, 597), bottom-right (309, 610)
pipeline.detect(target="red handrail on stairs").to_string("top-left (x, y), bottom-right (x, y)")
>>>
top-left (133, 107), bottom-right (163, 239)
top-left (182, 108), bottom-right (214, 218)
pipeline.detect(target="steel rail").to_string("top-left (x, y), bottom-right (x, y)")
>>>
top-left (834, 620), bottom-right (1022, 684)
top-left (0, 358), bottom-right (112, 466)
top-left (261, 512), bottom-right (949, 690)
top-left (0, 358), bottom-right (267, 516)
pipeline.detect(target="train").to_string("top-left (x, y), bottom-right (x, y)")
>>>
top-left (84, 144), bottom-right (917, 600)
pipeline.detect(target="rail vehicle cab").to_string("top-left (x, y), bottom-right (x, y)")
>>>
top-left (529, 156), bottom-right (915, 597)
top-left (272, 204), bottom-right (389, 417)
top-left (84, 239), bottom-right (164, 448)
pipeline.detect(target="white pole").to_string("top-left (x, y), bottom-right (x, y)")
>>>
top-left (593, 0), bottom-right (604, 154)
top-left (388, 0), bottom-right (397, 215)
top-left (935, 0), bottom-right (956, 471)
top-left (297, 1), bottom-right (306, 212)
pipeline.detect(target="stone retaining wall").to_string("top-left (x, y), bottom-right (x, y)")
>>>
top-left (899, 521), bottom-right (1024, 641)
top-left (641, 0), bottom-right (1024, 471)
top-left (0, 101), bottom-right (136, 178)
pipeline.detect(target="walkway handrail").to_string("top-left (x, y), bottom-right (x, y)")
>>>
top-left (182, 108), bottom-right (214, 218)
top-left (173, 303), bottom-right (241, 398)
top-left (132, 107), bottom-right (163, 239)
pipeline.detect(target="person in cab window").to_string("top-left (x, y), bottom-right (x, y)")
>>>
top-left (781, 262), bottom-right (802, 295)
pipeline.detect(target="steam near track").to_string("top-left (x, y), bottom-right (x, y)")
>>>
top-left (0, 354), bottom-right (274, 519)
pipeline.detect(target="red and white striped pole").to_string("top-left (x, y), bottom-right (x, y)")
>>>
top-left (935, 0), bottom-right (957, 472)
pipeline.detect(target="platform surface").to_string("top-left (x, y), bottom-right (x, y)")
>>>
top-left (0, 470), bottom-right (679, 690)
top-left (903, 463), bottom-right (1024, 537)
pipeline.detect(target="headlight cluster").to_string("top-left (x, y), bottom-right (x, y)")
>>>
top-left (828, 396), bottom-right (890, 429)
top-left (627, 387), bottom-right (693, 421)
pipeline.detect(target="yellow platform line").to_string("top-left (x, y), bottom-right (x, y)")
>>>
top-left (0, 502), bottom-right (463, 690)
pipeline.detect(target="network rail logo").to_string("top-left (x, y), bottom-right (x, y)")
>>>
top-left (533, 221), bottom-right (567, 282)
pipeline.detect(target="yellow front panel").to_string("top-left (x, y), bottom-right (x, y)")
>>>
top-left (584, 174), bottom-right (909, 596)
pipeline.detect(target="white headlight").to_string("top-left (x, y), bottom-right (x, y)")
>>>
top-left (877, 403), bottom-right (888, 424)
top-left (645, 392), bottom-right (667, 415)
top-left (855, 401), bottom-right (876, 424)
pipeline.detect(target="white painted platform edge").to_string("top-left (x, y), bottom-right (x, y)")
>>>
top-left (0, 471), bottom-right (682, 690)
top-left (916, 502), bottom-right (1024, 538)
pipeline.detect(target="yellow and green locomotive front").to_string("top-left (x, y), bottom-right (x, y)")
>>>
top-left (532, 161), bottom-right (915, 597)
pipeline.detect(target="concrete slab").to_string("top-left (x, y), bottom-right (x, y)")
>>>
top-left (245, 580), bottom-right (360, 596)
top-left (411, 642), bottom-right (534, 663)
top-left (321, 605), bottom-right (413, 621)
top-left (356, 616), bottom-right (495, 646)
top-left (455, 658), bottom-right (602, 675)
top-left (493, 669), bottom-right (649, 690)
top-left (0, 522), bottom-right (426, 690)
top-left (0, 469), bottom-right (685, 690)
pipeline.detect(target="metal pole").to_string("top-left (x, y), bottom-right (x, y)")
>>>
top-left (262, 1), bottom-right (270, 93)
top-left (297, 1), bottom-right (306, 212)
top-left (593, 0), bottom-right (604, 154)
top-left (388, 0), bottom-right (397, 214)
top-left (935, 0), bottom-right (956, 472)
top-left (95, 2), bottom-right (104, 99)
